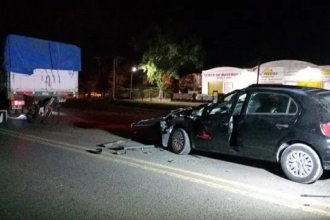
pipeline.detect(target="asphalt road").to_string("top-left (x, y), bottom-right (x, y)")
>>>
top-left (0, 108), bottom-right (330, 219)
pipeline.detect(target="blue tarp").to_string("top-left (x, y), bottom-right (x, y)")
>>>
top-left (3, 34), bottom-right (81, 75)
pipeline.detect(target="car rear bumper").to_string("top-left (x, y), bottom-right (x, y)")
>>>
top-left (323, 148), bottom-right (330, 170)
top-left (323, 161), bottom-right (330, 170)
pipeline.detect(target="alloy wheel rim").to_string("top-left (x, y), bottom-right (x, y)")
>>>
top-left (286, 150), bottom-right (314, 178)
top-left (172, 130), bottom-right (185, 152)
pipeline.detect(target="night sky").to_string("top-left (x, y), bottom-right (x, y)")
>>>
top-left (1, 0), bottom-right (330, 73)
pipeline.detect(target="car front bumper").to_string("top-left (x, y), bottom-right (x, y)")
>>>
top-left (160, 120), bottom-right (172, 148)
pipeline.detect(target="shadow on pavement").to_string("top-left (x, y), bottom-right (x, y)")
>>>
top-left (72, 119), bottom-right (330, 182)
top-left (191, 150), bottom-right (285, 178)
top-left (72, 119), bottom-right (162, 147)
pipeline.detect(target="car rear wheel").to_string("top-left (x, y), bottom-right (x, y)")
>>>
top-left (280, 143), bottom-right (323, 184)
top-left (170, 128), bottom-right (191, 155)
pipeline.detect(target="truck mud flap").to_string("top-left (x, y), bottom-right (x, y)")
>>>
top-left (0, 110), bottom-right (7, 123)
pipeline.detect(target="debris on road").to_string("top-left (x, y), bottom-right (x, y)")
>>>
top-left (87, 148), bottom-right (103, 154)
top-left (99, 140), bottom-right (127, 148)
top-left (108, 149), bottom-right (126, 155)
top-left (97, 140), bottom-right (155, 155)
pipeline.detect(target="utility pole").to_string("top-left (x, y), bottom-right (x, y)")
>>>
top-left (256, 61), bottom-right (261, 85)
top-left (112, 57), bottom-right (116, 101)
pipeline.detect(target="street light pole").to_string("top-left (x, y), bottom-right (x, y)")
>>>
top-left (130, 67), bottom-right (137, 99)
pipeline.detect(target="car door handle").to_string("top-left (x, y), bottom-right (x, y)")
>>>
top-left (276, 123), bottom-right (289, 129)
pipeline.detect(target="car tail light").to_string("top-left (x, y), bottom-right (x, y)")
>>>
top-left (11, 100), bottom-right (25, 106)
top-left (320, 123), bottom-right (330, 137)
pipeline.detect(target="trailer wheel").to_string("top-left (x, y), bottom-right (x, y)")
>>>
top-left (27, 97), bottom-right (56, 123)
top-left (26, 105), bottom-right (42, 123)
top-left (40, 105), bottom-right (53, 124)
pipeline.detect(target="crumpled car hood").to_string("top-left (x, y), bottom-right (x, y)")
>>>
top-left (131, 117), bottom-right (163, 128)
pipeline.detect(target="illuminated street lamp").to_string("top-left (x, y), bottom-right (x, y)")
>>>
top-left (130, 66), bottom-right (137, 99)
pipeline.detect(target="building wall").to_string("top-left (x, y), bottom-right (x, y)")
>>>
top-left (202, 60), bottom-right (330, 95)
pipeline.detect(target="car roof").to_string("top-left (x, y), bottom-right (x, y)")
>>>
top-left (247, 84), bottom-right (329, 96)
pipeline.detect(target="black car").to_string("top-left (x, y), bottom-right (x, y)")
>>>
top-left (133, 84), bottom-right (330, 184)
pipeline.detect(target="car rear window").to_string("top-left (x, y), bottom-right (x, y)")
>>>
top-left (315, 92), bottom-right (330, 110)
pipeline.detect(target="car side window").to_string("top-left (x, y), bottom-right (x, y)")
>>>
top-left (288, 99), bottom-right (297, 114)
top-left (246, 92), bottom-right (297, 115)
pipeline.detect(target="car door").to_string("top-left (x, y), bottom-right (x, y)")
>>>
top-left (236, 91), bottom-right (299, 160)
top-left (193, 91), bottom-right (239, 153)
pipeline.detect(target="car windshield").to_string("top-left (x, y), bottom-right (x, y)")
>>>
top-left (191, 103), bottom-right (210, 117)
top-left (190, 90), bottom-right (239, 117)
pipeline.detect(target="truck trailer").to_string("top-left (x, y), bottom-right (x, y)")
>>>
top-left (0, 34), bottom-right (81, 122)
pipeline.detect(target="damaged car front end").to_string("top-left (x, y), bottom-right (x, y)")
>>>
top-left (160, 106), bottom-right (204, 148)
top-left (131, 103), bottom-right (211, 151)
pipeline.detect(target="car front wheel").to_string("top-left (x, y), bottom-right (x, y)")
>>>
top-left (170, 128), bottom-right (191, 155)
top-left (280, 143), bottom-right (323, 184)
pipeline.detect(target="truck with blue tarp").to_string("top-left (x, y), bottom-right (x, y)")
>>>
top-left (0, 34), bottom-right (81, 122)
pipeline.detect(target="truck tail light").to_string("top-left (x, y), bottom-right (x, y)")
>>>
top-left (320, 123), bottom-right (330, 137)
top-left (11, 100), bottom-right (25, 106)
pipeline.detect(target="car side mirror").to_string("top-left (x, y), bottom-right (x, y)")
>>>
top-left (219, 106), bottom-right (229, 115)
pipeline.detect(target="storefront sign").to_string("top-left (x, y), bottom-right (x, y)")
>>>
top-left (203, 72), bottom-right (240, 79)
top-left (259, 67), bottom-right (284, 84)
